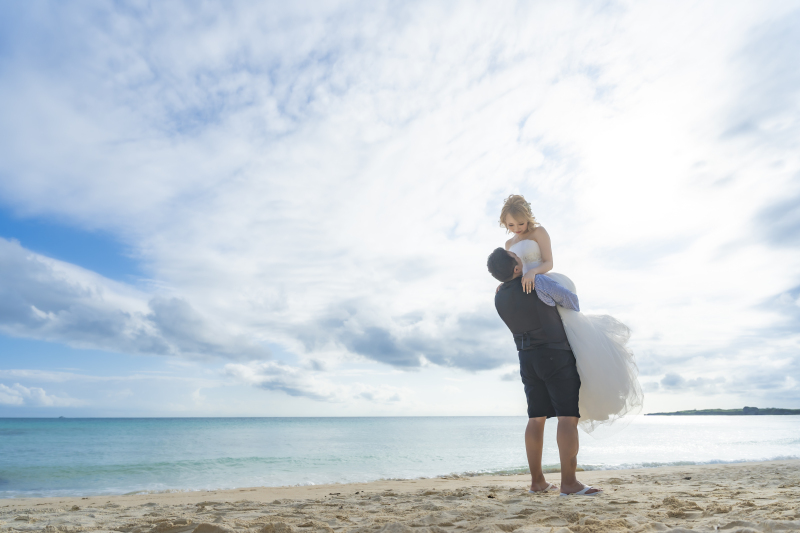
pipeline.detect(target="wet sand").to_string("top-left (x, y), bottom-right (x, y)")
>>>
top-left (2, 460), bottom-right (799, 533)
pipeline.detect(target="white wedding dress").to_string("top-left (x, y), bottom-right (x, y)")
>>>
top-left (508, 239), bottom-right (644, 434)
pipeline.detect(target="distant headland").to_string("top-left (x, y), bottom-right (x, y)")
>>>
top-left (647, 406), bottom-right (800, 416)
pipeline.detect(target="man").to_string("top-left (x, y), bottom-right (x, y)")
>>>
top-left (487, 247), bottom-right (601, 496)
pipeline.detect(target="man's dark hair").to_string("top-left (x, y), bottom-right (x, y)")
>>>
top-left (487, 247), bottom-right (516, 282)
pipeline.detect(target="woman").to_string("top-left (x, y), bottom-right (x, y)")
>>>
top-left (500, 194), bottom-right (643, 434)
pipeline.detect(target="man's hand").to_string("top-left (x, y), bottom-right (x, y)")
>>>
top-left (522, 271), bottom-right (536, 294)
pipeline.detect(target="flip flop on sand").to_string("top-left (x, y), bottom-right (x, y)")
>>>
top-left (528, 483), bottom-right (558, 493)
top-left (559, 485), bottom-right (602, 497)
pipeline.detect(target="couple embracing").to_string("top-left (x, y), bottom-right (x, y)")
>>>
top-left (487, 195), bottom-right (643, 497)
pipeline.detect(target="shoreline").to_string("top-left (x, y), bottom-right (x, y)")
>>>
top-left (1, 459), bottom-right (797, 503)
top-left (2, 460), bottom-right (798, 533)
top-left (3, 458), bottom-right (799, 503)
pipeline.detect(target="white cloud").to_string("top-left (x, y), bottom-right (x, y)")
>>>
top-left (658, 373), bottom-right (726, 394)
top-left (0, 1), bottom-right (798, 411)
top-left (0, 368), bottom-right (221, 385)
top-left (0, 383), bottom-right (83, 407)
top-left (225, 361), bottom-right (407, 404)
top-left (191, 388), bottom-right (206, 405)
top-left (0, 238), bottom-right (269, 360)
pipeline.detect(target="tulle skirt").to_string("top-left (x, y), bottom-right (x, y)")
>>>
top-left (545, 272), bottom-right (644, 435)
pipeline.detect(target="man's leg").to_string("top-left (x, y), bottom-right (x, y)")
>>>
top-left (556, 416), bottom-right (580, 490)
top-left (557, 416), bottom-right (600, 494)
top-left (519, 350), bottom-right (556, 492)
top-left (525, 417), bottom-right (549, 491)
top-left (538, 349), bottom-right (600, 495)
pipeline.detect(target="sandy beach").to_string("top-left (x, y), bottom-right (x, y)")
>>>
top-left (2, 460), bottom-right (798, 533)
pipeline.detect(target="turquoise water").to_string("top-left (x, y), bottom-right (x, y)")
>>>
top-left (1, 416), bottom-right (798, 498)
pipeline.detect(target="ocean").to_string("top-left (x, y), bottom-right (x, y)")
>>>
top-left (1, 416), bottom-right (798, 499)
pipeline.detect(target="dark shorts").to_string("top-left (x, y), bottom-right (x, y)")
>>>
top-left (518, 347), bottom-right (581, 419)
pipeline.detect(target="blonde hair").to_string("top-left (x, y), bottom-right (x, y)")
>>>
top-left (499, 194), bottom-right (539, 232)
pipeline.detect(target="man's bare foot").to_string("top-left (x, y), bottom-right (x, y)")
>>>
top-left (559, 482), bottom-right (602, 495)
top-left (529, 480), bottom-right (557, 493)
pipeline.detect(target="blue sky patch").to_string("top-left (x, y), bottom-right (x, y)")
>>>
top-left (0, 207), bottom-right (143, 282)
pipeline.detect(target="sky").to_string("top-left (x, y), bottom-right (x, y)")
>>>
top-left (0, 1), bottom-right (798, 417)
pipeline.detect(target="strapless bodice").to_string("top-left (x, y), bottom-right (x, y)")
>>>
top-left (508, 239), bottom-right (542, 274)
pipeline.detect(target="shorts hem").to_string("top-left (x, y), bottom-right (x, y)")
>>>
top-left (527, 412), bottom-right (580, 419)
